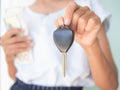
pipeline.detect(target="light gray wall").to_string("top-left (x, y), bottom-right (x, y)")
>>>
top-left (84, 0), bottom-right (120, 90)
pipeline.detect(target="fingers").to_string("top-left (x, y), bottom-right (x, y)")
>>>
top-left (55, 1), bottom-right (79, 27)
top-left (55, 17), bottom-right (64, 27)
top-left (1, 29), bottom-right (33, 57)
top-left (70, 6), bottom-right (90, 31)
top-left (64, 1), bottom-right (79, 25)
top-left (4, 36), bottom-right (32, 45)
top-left (0, 37), bottom-right (2, 45)
top-left (7, 47), bottom-right (31, 56)
top-left (86, 16), bottom-right (101, 32)
top-left (4, 42), bottom-right (33, 56)
top-left (77, 10), bottom-right (94, 34)
top-left (1, 29), bottom-right (24, 45)
top-left (70, 8), bottom-right (84, 31)
top-left (9, 42), bottom-right (33, 50)
top-left (55, 1), bottom-right (91, 28)
top-left (55, 1), bottom-right (101, 36)
top-left (4, 29), bottom-right (24, 39)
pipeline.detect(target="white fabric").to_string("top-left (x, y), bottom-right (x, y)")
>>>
top-left (2, 0), bottom-right (111, 87)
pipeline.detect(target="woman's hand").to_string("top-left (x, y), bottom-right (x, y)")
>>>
top-left (1, 29), bottom-right (33, 60)
top-left (55, 2), bottom-right (118, 90)
top-left (55, 1), bottom-right (101, 48)
top-left (0, 29), bottom-right (33, 80)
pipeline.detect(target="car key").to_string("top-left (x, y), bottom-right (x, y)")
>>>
top-left (53, 25), bottom-right (74, 77)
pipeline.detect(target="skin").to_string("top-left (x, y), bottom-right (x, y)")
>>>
top-left (0, 0), bottom-right (118, 90)
top-left (1, 29), bottom-right (33, 80)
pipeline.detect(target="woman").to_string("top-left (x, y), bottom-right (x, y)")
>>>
top-left (1, 0), bottom-right (118, 90)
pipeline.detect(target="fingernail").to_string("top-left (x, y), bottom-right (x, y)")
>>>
top-left (64, 18), bottom-right (70, 26)
top-left (27, 47), bottom-right (31, 50)
top-left (18, 28), bottom-right (24, 32)
top-left (27, 36), bottom-right (32, 39)
top-left (61, 21), bottom-right (64, 26)
top-left (22, 30), bottom-right (25, 32)
top-left (30, 43), bottom-right (33, 46)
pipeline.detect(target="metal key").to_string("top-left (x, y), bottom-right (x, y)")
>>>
top-left (53, 26), bottom-right (74, 77)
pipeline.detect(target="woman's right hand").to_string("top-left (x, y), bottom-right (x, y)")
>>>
top-left (1, 29), bottom-right (33, 60)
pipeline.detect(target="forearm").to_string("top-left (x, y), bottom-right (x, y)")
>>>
top-left (83, 40), bottom-right (118, 90)
top-left (6, 57), bottom-right (17, 81)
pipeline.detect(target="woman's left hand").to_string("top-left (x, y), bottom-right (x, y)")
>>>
top-left (55, 1), bottom-right (102, 48)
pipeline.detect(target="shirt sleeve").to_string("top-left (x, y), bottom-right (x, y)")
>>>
top-left (90, 0), bottom-right (111, 32)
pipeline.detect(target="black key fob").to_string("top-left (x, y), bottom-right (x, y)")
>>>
top-left (53, 26), bottom-right (74, 53)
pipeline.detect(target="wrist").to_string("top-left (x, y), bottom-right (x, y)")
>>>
top-left (6, 56), bottom-right (15, 66)
top-left (81, 39), bottom-right (99, 52)
top-left (6, 55), bottom-right (15, 61)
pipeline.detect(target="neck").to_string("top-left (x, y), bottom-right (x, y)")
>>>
top-left (32, 0), bottom-right (70, 9)
top-left (36, 0), bottom-right (60, 3)
top-left (30, 0), bottom-right (72, 14)
top-left (34, 0), bottom-right (64, 7)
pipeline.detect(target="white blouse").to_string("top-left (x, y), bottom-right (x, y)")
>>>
top-left (8, 0), bottom-right (111, 87)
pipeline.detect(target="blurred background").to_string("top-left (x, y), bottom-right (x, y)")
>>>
top-left (1, 0), bottom-right (120, 90)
